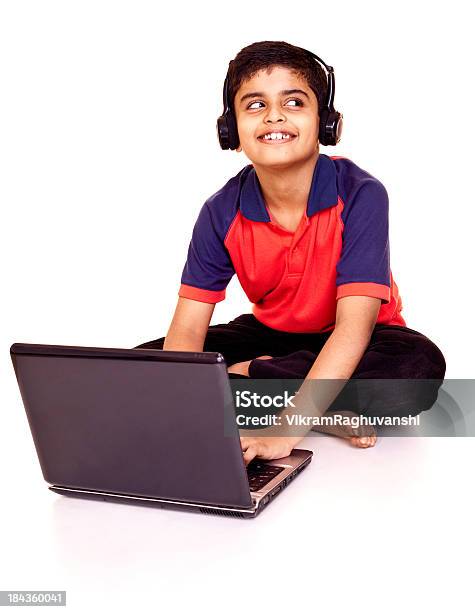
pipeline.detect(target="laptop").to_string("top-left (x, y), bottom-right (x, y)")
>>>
top-left (10, 343), bottom-right (313, 518)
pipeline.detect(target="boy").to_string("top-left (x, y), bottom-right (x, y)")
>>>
top-left (135, 41), bottom-right (446, 462)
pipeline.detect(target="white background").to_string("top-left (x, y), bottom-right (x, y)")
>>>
top-left (1, 1), bottom-right (474, 611)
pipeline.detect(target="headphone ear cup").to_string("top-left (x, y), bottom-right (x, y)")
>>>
top-left (217, 114), bottom-right (230, 150)
top-left (319, 110), bottom-right (343, 146)
top-left (217, 111), bottom-right (240, 150)
top-left (226, 111), bottom-right (239, 150)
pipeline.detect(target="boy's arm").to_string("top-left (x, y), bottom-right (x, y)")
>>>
top-left (306, 294), bottom-right (381, 378)
top-left (274, 295), bottom-right (380, 433)
top-left (284, 295), bottom-right (380, 419)
top-left (163, 297), bottom-right (215, 352)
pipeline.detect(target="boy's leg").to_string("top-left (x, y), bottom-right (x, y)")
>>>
top-left (248, 323), bottom-right (446, 418)
top-left (135, 319), bottom-right (446, 437)
top-left (349, 324), bottom-right (447, 419)
top-left (133, 314), bottom-right (289, 369)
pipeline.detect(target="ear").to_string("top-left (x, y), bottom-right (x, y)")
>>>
top-left (236, 145), bottom-right (242, 153)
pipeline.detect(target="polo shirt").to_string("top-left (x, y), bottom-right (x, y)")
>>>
top-left (179, 153), bottom-right (406, 334)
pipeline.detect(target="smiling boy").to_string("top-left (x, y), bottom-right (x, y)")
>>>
top-left (135, 41), bottom-right (446, 462)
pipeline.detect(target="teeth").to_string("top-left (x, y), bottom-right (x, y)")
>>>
top-left (263, 132), bottom-right (292, 140)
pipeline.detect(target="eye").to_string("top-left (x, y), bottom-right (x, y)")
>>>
top-left (245, 98), bottom-right (304, 110)
top-left (247, 100), bottom-right (264, 110)
top-left (285, 98), bottom-right (304, 107)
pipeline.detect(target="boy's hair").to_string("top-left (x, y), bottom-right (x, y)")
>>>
top-left (227, 41), bottom-right (328, 115)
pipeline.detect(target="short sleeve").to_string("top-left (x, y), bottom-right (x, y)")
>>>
top-left (179, 202), bottom-right (235, 304)
top-left (336, 180), bottom-right (391, 304)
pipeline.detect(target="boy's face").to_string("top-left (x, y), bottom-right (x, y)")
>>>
top-left (233, 65), bottom-right (320, 168)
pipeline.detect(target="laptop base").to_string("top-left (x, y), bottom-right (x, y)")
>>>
top-left (49, 452), bottom-right (312, 519)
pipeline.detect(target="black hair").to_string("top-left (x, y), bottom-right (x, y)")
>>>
top-left (226, 40), bottom-right (327, 115)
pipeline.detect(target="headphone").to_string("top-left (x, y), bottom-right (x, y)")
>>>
top-left (216, 47), bottom-right (343, 150)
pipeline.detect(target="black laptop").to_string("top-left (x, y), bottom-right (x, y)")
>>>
top-left (10, 343), bottom-right (313, 518)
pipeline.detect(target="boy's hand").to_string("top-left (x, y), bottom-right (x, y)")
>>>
top-left (240, 436), bottom-right (303, 466)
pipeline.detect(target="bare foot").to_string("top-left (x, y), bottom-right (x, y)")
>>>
top-left (226, 367), bottom-right (376, 448)
top-left (227, 355), bottom-right (273, 377)
top-left (311, 410), bottom-right (377, 448)
top-left (348, 434), bottom-right (377, 448)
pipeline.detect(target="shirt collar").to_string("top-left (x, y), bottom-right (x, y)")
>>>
top-left (239, 153), bottom-right (338, 222)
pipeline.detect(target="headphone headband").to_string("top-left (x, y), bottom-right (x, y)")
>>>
top-left (217, 46), bottom-right (343, 150)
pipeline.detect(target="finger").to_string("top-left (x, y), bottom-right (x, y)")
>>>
top-left (252, 443), bottom-right (278, 461)
top-left (243, 445), bottom-right (258, 466)
top-left (240, 437), bottom-right (256, 451)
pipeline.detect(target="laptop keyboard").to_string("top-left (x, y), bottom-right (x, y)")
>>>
top-left (246, 462), bottom-right (285, 492)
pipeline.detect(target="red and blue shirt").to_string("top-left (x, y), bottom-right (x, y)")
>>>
top-left (179, 154), bottom-right (405, 333)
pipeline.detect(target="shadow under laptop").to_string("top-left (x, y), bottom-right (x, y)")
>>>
top-left (49, 495), bottom-right (236, 570)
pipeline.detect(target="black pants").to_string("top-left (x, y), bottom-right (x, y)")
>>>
top-left (134, 314), bottom-right (447, 419)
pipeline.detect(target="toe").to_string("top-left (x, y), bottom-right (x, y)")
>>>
top-left (349, 435), bottom-right (373, 448)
